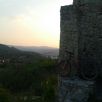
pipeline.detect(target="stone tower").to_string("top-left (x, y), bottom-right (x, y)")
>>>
top-left (60, 0), bottom-right (102, 77)
top-left (59, 0), bottom-right (102, 101)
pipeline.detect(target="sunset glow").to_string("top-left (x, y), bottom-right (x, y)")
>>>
top-left (0, 0), bottom-right (73, 48)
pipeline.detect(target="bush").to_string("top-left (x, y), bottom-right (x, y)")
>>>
top-left (42, 76), bottom-right (57, 102)
top-left (0, 88), bottom-right (12, 102)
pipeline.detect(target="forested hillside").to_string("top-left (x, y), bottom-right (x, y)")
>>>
top-left (0, 44), bottom-right (57, 102)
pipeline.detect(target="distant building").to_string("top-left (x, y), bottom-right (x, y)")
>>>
top-left (0, 57), bottom-right (10, 64)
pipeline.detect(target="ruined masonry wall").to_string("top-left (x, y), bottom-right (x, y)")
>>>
top-left (58, 78), bottom-right (94, 102)
top-left (59, 1), bottom-right (102, 102)
top-left (60, 5), bottom-right (78, 61)
top-left (60, 1), bottom-right (102, 76)
top-left (77, 3), bottom-right (102, 76)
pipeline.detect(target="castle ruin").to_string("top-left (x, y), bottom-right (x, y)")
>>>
top-left (59, 0), bottom-right (102, 102)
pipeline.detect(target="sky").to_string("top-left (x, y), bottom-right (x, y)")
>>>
top-left (0, 0), bottom-right (73, 48)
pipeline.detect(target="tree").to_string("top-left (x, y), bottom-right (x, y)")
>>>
top-left (0, 88), bottom-right (12, 102)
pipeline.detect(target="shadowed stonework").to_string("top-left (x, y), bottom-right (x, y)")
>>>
top-left (59, 0), bottom-right (102, 102)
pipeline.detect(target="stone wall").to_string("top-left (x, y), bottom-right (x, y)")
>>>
top-left (77, 2), bottom-right (102, 77)
top-left (73, 0), bottom-right (102, 5)
top-left (60, 0), bottom-right (102, 77)
top-left (58, 77), bottom-right (94, 102)
top-left (60, 5), bottom-right (78, 61)
top-left (59, 0), bottom-right (102, 102)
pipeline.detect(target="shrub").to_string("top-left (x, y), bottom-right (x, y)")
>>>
top-left (0, 88), bottom-right (12, 102)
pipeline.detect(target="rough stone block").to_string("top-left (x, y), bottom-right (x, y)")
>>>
top-left (58, 77), bottom-right (94, 102)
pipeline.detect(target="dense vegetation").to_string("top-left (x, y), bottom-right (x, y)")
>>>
top-left (0, 44), bottom-right (58, 102)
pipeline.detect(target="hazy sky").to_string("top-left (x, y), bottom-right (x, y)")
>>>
top-left (0, 0), bottom-right (73, 48)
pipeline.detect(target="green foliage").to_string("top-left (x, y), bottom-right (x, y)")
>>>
top-left (0, 88), bottom-right (12, 102)
top-left (0, 45), bottom-right (57, 102)
top-left (42, 76), bottom-right (57, 102)
top-left (38, 58), bottom-right (56, 74)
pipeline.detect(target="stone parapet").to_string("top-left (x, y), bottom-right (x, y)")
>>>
top-left (58, 77), bottom-right (94, 102)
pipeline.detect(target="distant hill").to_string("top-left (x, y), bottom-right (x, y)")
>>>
top-left (14, 46), bottom-right (59, 58)
top-left (0, 44), bottom-right (20, 56)
top-left (0, 44), bottom-right (43, 58)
